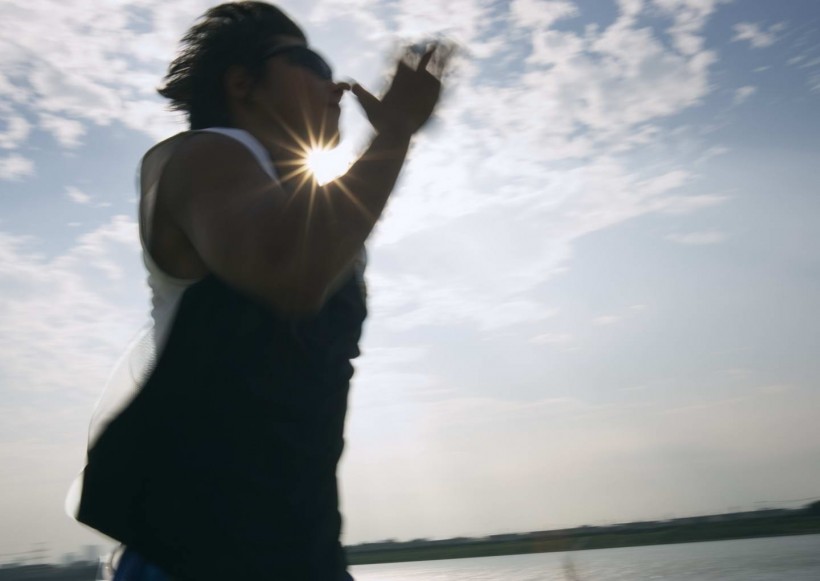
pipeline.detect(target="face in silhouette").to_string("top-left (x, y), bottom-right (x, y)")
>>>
top-left (229, 35), bottom-right (347, 150)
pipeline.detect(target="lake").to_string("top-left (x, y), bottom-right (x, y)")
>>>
top-left (348, 534), bottom-right (820, 580)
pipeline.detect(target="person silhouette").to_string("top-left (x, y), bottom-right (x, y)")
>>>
top-left (68, 2), bottom-right (449, 579)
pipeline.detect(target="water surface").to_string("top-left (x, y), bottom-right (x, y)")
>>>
top-left (349, 534), bottom-right (820, 580)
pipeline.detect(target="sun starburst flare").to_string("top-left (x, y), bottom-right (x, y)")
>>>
top-left (269, 109), bottom-right (372, 251)
top-left (305, 145), bottom-right (354, 186)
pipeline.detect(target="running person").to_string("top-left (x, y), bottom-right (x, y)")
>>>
top-left (71, 2), bottom-right (448, 579)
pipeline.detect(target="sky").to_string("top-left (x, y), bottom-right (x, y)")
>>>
top-left (1, 0), bottom-right (819, 564)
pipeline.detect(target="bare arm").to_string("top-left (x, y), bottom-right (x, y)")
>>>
top-left (293, 128), bottom-right (413, 303)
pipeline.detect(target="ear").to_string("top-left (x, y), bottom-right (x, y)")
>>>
top-left (223, 64), bottom-right (255, 103)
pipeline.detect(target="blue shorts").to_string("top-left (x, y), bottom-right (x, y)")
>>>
top-left (112, 547), bottom-right (172, 581)
top-left (112, 546), bottom-right (355, 581)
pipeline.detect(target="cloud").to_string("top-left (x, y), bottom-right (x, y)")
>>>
top-left (694, 145), bottom-right (730, 165)
top-left (393, 0), bottom-right (497, 43)
top-left (362, 0), bottom-right (729, 337)
top-left (733, 85), bottom-right (756, 105)
top-left (0, 213), bottom-right (155, 557)
top-left (65, 186), bottom-right (91, 205)
top-left (0, 153), bottom-right (34, 180)
top-left (0, 216), bottom-right (145, 403)
top-left (591, 304), bottom-right (645, 328)
top-left (809, 73), bottom-right (820, 94)
top-left (593, 314), bottom-right (622, 326)
top-left (65, 215), bottom-right (142, 280)
top-left (369, 153), bottom-right (725, 333)
top-left (731, 22), bottom-right (785, 49)
top-left (307, 0), bottom-right (391, 42)
top-left (510, 0), bottom-right (580, 30)
top-left (652, 0), bottom-right (728, 56)
top-left (531, 332), bottom-right (574, 345)
top-left (655, 194), bottom-right (728, 214)
top-left (342, 384), bottom-right (820, 542)
top-left (0, 0), bottom-right (194, 153)
top-left (39, 114), bottom-right (87, 148)
top-left (367, 270), bottom-right (559, 333)
top-left (0, 0), bottom-right (737, 387)
top-left (0, 109), bottom-right (31, 149)
top-left (422, 394), bottom-right (584, 429)
top-left (512, 7), bottom-right (718, 146)
top-left (666, 230), bottom-right (727, 245)
top-left (781, 26), bottom-right (820, 96)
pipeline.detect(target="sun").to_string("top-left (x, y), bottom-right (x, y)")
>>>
top-left (305, 146), bottom-right (353, 186)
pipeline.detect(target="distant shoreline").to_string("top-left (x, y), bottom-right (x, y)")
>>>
top-left (2, 508), bottom-right (818, 579)
top-left (346, 506), bottom-right (820, 565)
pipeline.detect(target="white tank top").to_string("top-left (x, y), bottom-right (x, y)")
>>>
top-left (67, 127), bottom-right (366, 519)
top-left (141, 127), bottom-right (278, 354)
top-left (71, 127), bottom-right (277, 462)
top-left (65, 128), bottom-right (279, 516)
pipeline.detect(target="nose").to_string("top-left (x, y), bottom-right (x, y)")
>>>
top-left (329, 81), bottom-right (349, 104)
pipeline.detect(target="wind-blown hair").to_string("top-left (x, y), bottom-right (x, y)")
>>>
top-left (157, 1), bottom-right (306, 129)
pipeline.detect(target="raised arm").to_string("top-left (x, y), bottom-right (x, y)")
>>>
top-left (162, 46), bottom-right (446, 316)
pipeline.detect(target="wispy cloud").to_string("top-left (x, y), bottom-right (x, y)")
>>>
top-left (0, 109), bottom-right (31, 150)
top-left (652, 0), bottom-right (729, 56)
top-left (510, 0), bottom-right (580, 30)
top-left (0, 0), bottom-right (192, 150)
top-left (732, 21), bottom-right (785, 49)
top-left (343, 384), bottom-right (820, 542)
top-left (531, 332), bottom-right (574, 346)
top-left (733, 85), bottom-right (757, 105)
top-left (593, 314), bottom-right (623, 326)
top-left (0, 153), bottom-right (34, 180)
top-left (592, 304), bottom-right (646, 328)
top-left (0, 216), bottom-right (144, 402)
top-left (666, 230), bottom-right (727, 245)
top-left (809, 73), bottom-right (820, 94)
top-left (357, 0), bottom-right (729, 334)
top-left (39, 114), bottom-right (86, 148)
top-left (65, 186), bottom-right (91, 205)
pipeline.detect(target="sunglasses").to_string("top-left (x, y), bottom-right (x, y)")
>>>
top-left (261, 45), bottom-right (333, 81)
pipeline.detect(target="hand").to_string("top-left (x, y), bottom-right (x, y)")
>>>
top-left (351, 43), bottom-right (451, 138)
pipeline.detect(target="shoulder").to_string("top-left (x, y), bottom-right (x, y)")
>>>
top-left (167, 131), bottom-right (262, 172)
top-left (158, 131), bottom-right (272, 205)
top-left (143, 131), bottom-right (261, 187)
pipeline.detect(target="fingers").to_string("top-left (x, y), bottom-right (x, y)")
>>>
top-left (351, 83), bottom-right (381, 116)
top-left (418, 44), bottom-right (437, 72)
top-left (429, 41), bottom-right (456, 79)
top-left (413, 41), bottom-right (455, 79)
top-left (350, 83), bottom-right (372, 100)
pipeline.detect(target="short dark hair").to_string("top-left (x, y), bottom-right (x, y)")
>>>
top-left (157, 2), bottom-right (306, 129)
